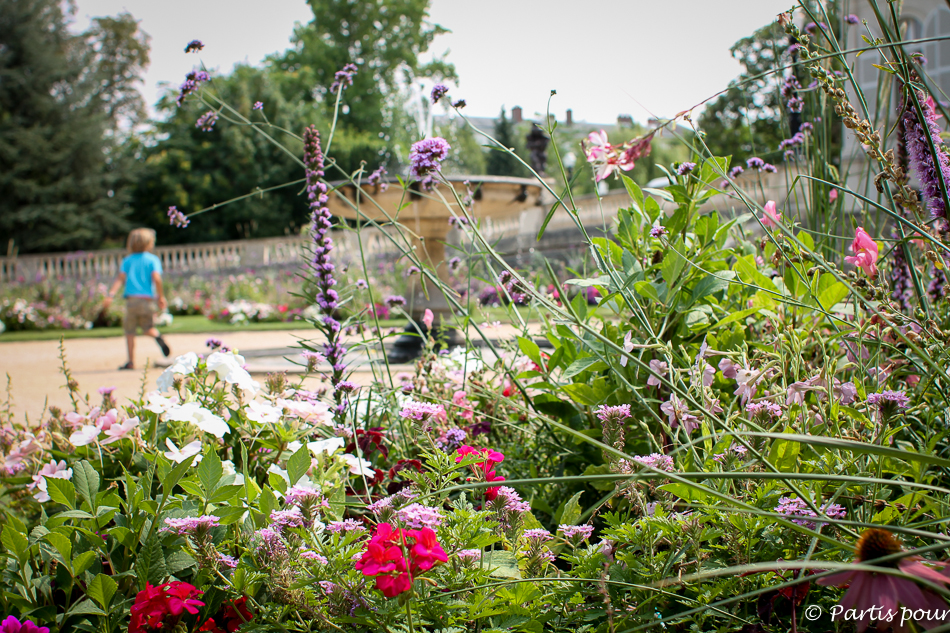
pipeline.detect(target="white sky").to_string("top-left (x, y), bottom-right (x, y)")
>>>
top-left (71, 0), bottom-right (793, 124)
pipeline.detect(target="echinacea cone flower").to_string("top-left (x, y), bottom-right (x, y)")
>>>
top-left (817, 528), bottom-right (950, 632)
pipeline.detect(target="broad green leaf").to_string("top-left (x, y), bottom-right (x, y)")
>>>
top-left (659, 483), bottom-right (710, 503)
top-left (621, 173), bottom-right (644, 210)
top-left (817, 274), bottom-right (850, 310)
top-left (660, 243), bottom-right (687, 287)
top-left (43, 532), bottom-right (72, 565)
top-left (268, 472), bottom-right (288, 495)
top-left (560, 383), bottom-right (601, 406)
top-left (486, 551), bottom-right (522, 579)
top-left (691, 272), bottom-right (735, 303)
top-left (562, 356), bottom-right (608, 380)
top-left (67, 599), bottom-right (107, 617)
top-left (196, 448), bottom-right (223, 495)
top-left (55, 510), bottom-right (94, 520)
top-left (713, 307), bottom-right (759, 329)
top-left (45, 478), bottom-right (76, 508)
top-left (558, 491), bottom-right (584, 526)
top-left (71, 550), bottom-right (98, 576)
top-left (1, 524), bottom-right (28, 560)
top-left (518, 336), bottom-right (541, 367)
top-left (87, 573), bottom-right (117, 610)
top-left (136, 534), bottom-right (167, 589)
top-left (286, 446), bottom-right (311, 487)
top-left (768, 437), bottom-right (801, 472)
top-left (634, 281), bottom-right (661, 304)
top-left (213, 506), bottom-right (247, 526)
top-left (734, 254), bottom-right (777, 291)
top-left (165, 550), bottom-right (197, 575)
top-left (208, 485), bottom-right (243, 505)
top-left (73, 461), bottom-right (100, 510)
top-left (162, 453), bottom-right (197, 495)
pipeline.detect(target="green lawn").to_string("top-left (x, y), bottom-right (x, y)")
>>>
top-left (0, 305), bottom-right (534, 343)
top-left (0, 315), bottom-right (405, 343)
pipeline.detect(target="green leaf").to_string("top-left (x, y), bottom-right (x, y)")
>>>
top-left (558, 491), bottom-right (584, 526)
top-left (634, 280), bottom-right (661, 304)
top-left (1, 524), bottom-right (29, 561)
top-left (713, 307), bottom-right (759, 329)
top-left (660, 243), bottom-right (687, 288)
top-left (560, 383), bottom-right (601, 406)
top-left (208, 485), bottom-right (243, 505)
top-left (734, 254), bottom-right (777, 291)
top-left (286, 446), bottom-right (311, 487)
top-left (768, 436), bottom-right (801, 472)
top-left (71, 550), bottom-right (98, 576)
top-left (55, 510), bottom-right (95, 520)
top-left (43, 532), bottom-right (72, 565)
top-left (659, 483), bottom-right (710, 503)
top-left (165, 550), bottom-right (197, 575)
top-left (817, 274), bottom-right (850, 310)
top-left (562, 356), bottom-right (608, 380)
top-left (196, 448), bottom-right (223, 495)
top-left (45, 478), bottom-right (76, 508)
top-left (691, 271), bottom-right (735, 303)
top-left (67, 599), bottom-right (107, 617)
top-left (213, 506), bottom-right (247, 526)
top-left (518, 336), bottom-right (542, 367)
top-left (87, 573), bottom-right (117, 610)
top-left (73, 461), bottom-right (100, 510)
top-left (162, 453), bottom-right (197, 496)
top-left (486, 550), bottom-right (521, 579)
top-left (268, 472), bottom-right (288, 494)
top-left (136, 534), bottom-right (167, 589)
top-left (621, 173), bottom-right (644, 210)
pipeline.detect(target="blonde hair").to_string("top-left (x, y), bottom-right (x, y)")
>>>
top-left (127, 228), bottom-right (156, 253)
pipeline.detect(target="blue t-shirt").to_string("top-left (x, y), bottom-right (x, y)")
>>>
top-left (121, 252), bottom-right (163, 298)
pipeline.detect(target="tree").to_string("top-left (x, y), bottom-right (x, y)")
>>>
top-left (486, 108), bottom-right (525, 177)
top-left (273, 0), bottom-right (455, 135)
top-left (697, 22), bottom-right (788, 166)
top-left (0, 1), bottom-right (149, 254)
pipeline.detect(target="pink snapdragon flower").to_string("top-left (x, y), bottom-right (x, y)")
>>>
top-left (844, 227), bottom-right (879, 278)
top-left (422, 309), bottom-right (434, 330)
top-left (760, 200), bottom-right (782, 229)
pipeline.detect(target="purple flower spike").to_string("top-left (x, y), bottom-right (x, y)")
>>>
top-left (903, 91), bottom-right (950, 219)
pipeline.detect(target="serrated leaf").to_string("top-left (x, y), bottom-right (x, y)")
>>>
top-left (71, 550), bottom-right (98, 576)
top-left (73, 461), bottom-right (100, 510)
top-left (67, 599), bottom-right (107, 616)
top-left (286, 446), bottom-right (311, 487)
top-left (43, 532), bottom-right (72, 565)
top-left (196, 448), bottom-right (223, 495)
top-left (45, 478), bottom-right (76, 508)
top-left (268, 472), bottom-right (288, 495)
top-left (165, 550), bottom-right (197, 575)
top-left (213, 505), bottom-right (247, 526)
top-left (136, 534), bottom-right (166, 589)
top-left (208, 485), bottom-right (243, 505)
top-left (1, 524), bottom-right (28, 560)
top-left (558, 491), bottom-right (584, 526)
top-left (87, 573), bottom-right (117, 610)
top-left (162, 453), bottom-right (196, 496)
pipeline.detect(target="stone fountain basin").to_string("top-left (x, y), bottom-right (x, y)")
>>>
top-left (326, 175), bottom-right (545, 235)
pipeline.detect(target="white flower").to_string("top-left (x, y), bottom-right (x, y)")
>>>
top-left (207, 351), bottom-right (259, 394)
top-left (245, 400), bottom-right (282, 425)
top-left (308, 436), bottom-right (345, 456)
top-left (31, 460), bottom-right (73, 502)
top-left (221, 460), bottom-right (245, 486)
top-left (340, 453), bottom-right (373, 475)
top-left (166, 402), bottom-right (230, 438)
top-left (69, 425), bottom-right (101, 447)
top-left (164, 439), bottom-right (203, 464)
top-left (156, 352), bottom-right (199, 392)
top-left (619, 332), bottom-right (634, 367)
top-left (145, 391), bottom-right (178, 414)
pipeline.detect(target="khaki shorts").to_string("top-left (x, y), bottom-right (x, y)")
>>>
top-left (124, 297), bottom-right (156, 334)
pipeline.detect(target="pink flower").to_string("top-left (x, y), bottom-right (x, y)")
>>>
top-left (452, 390), bottom-right (474, 420)
top-left (844, 227), bottom-right (879, 278)
top-left (422, 309), bottom-right (434, 330)
top-left (646, 360), bottom-right (668, 387)
top-left (817, 528), bottom-right (950, 632)
top-left (583, 130), bottom-right (635, 181)
top-left (829, 188), bottom-right (838, 202)
top-left (101, 417), bottom-right (140, 444)
top-left (760, 200), bottom-right (782, 228)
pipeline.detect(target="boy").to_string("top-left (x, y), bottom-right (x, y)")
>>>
top-left (103, 228), bottom-right (171, 370)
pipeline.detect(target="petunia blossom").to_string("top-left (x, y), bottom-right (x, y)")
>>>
top-left (844, 227), bottom-right (879, 278)
top-left (101, 417), bottom-right (140, 444)
top-left (166, 403), bottom-right (230, 438)
top-left (164, 439), bottom-right (203, 464)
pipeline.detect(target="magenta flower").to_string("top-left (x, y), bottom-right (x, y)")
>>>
top-left (817, 528), bottom-right (950, 632)
top-left (760, 200), bottom-right (782, 229)
top-left (0, 616), bottom-right (50, 633)
top-left (844, 227), bottom-right (879, 278)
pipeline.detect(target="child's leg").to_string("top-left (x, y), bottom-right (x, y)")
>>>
top-left (126, 334), bottom-right (135, 365)
top-left (146, 326), bottom-right (170, 357)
